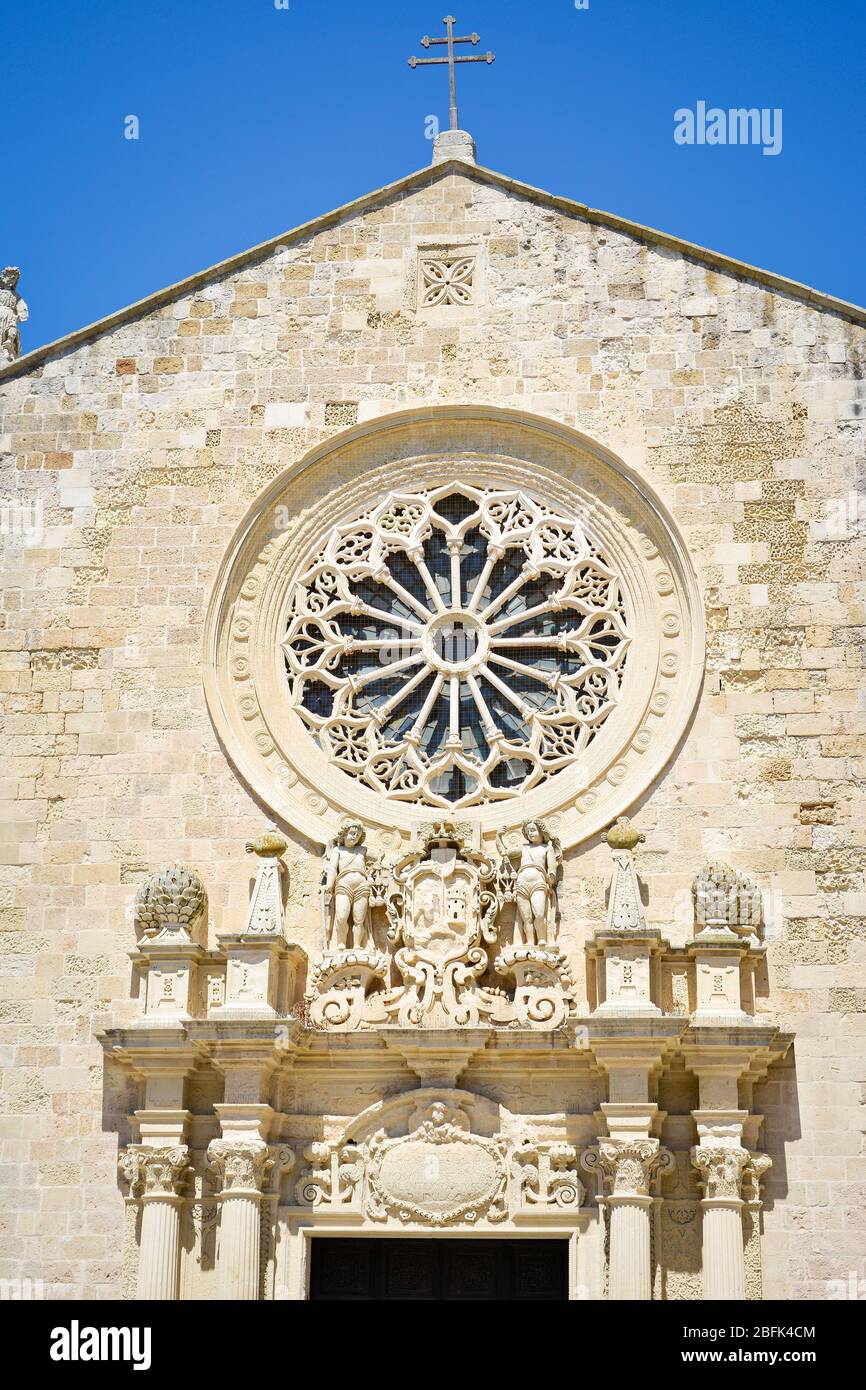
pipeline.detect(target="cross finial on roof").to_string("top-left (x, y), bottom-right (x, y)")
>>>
top-left (408, 15), bottom-right (495, 134)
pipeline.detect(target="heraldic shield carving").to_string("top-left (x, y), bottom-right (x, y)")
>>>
top-left (307, 822), bottom-right (575, 1031)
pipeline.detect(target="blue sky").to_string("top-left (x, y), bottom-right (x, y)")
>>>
top-left (5, 0), bottom-right (865, 351)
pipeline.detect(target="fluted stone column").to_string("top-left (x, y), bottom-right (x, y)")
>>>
top-left (692, 1144), bottom-right (749, 1300)
top-left (584, 1138), bottom-right (672, 1301)
top-left (609, 1191), bottom-right (653, 1301)
top-left (119, 1146), bottom-right (190, 1301)
top-left (208, 1138), bottom-right (274, 1300)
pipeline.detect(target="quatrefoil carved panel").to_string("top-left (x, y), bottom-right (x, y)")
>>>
top-left (420, 254), bottom-right (477, 307)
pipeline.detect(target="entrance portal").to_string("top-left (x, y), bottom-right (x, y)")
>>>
top-left (309, 1238), bottom-right (568, 1301)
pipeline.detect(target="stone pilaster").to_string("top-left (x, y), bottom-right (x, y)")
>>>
top-left (684, 1041), bottom-right (767, 1302)
top-left (207, 1091), bottom-right (290, 1302)
top-left (119, 1145), bottom-right (190, 1300)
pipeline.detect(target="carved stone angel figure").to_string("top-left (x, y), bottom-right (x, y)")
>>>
top-left (497, 819), bottom-right (562, 945)
top-left (321, 821), bottom-right (380, 951)
top-left (0, 267), bottom-right (28, 363)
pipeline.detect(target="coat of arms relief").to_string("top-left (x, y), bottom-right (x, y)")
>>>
top-left (290, 1094), bottom-right (585, 1228)
top-left (308, 820), bottom-right (575, 1031)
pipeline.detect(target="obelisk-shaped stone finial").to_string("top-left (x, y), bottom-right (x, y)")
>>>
top-left (588, 817), bottom-right (663, 1017)
top-left (243, 824), bottom-right (288, 937)
top-left (604, 817), bottom-right (646, 932)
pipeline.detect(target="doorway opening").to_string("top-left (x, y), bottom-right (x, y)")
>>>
top-left (309, 1237), bottom-right (568, 1301)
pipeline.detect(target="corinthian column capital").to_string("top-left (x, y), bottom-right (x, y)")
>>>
top-left (583, 1138), bottom-right (673, 1199)
top-left (207, 1137), bottom-right (274, 1196)
top-left (691, 1143), bottom-right (749, 1201)
top-left (119, 1144), bottom-right (190, 1199)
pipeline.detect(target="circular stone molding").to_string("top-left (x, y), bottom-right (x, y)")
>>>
top-left (203, 406), bottom-right (705, 851)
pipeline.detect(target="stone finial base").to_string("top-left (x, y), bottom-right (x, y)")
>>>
top-left (432, 129), bottom-right (477, 166)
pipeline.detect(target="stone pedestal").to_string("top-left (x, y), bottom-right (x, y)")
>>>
top-left (137, 939), bottom-right (207, 1022)
top-left (210, 828), bottom-right (303, 1018)
top-left (589, 818), bottom-right (664, 1016)
top-left (590, 930), bottom-right (664, 1016)
top-left (688, 930), bottom-right (750, 1024)
top-left (689, 862), bottom-right (765, 1023)
top-left (212, 935), bottom-right (288, 1017)
top-left (432, 129), bottom-right (477, 165)
top-left (131, 863), bottom-right (210, 1023)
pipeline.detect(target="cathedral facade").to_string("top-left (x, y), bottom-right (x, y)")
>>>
top-left (1, 130), bottom-right (864, 1301)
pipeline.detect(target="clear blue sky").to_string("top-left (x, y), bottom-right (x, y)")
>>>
top-left (6, 0), bottom-right (865, 352)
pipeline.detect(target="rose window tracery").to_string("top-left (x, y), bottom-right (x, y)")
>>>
top-left (282, 486), bottom-right (630, 809)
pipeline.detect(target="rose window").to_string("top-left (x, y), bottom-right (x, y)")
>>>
top-left (281, 486), bottom-right (630, 809)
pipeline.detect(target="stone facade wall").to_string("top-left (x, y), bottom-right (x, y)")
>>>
top-left (0, 166), bottom-right (864, 1299)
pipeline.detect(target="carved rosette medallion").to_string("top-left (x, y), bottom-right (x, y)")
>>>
top-left (367, 1102), bottom-right (508, 1226)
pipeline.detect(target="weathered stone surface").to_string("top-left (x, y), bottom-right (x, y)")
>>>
top-left (0, 160), bottom-right (863, 1300)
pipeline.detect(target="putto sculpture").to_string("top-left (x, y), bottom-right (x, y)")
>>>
top-left (321, 821), bottom-right (380, 951)
top-left (497, 818), bottom-right (562, 945)
top-left (0, 266), bottom-right (28, 363)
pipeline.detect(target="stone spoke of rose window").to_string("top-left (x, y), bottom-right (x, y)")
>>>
top-left (283, 486), bottom-right (630, 807)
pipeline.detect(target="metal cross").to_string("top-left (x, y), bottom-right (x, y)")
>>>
top-left (408, 16), bottom-right (495, 132)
